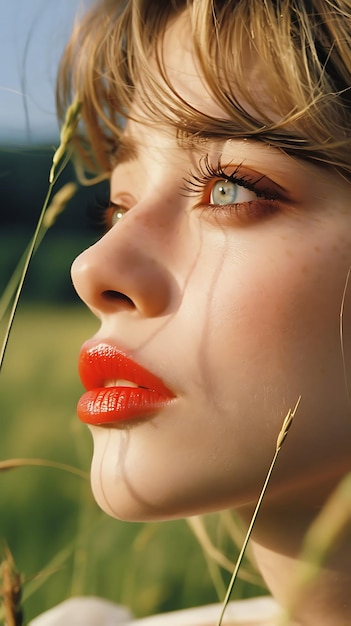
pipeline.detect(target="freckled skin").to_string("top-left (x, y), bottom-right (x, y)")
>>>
top-left (71, 10), bottom-right (351, 625)
top-left (71, 9), bottom-right (351, 523)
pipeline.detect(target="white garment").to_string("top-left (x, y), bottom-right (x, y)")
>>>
top-left (28, 598), bottom-right (132, 626)
top-left (28, 596), bottom-right (280, 626)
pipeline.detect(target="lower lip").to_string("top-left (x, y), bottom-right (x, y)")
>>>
top-left (77, 386), bottom-right (173, 425)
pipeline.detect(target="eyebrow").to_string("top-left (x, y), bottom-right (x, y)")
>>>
top-left (184, 127), bottom-right (308, 149)
top-left (111, 128), bottom-right (242, 165)
top-left (111, 136), bottom-right (139, 167)
top-left (111, 123), bottom-right (314, 172)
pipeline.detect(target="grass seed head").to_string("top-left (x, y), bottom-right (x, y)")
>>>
top-left (49, 96), bottom-right (81, 183)
top-left (0, 546), bottom-right (23, 626)
top-left (42, 182), bottom-right (77, 229)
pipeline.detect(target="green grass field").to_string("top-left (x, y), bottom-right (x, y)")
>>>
top-left (0, 305), bottom-right (263, 623)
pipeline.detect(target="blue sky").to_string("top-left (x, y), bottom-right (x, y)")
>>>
top-left (0, 0), bottom-right (84, 144)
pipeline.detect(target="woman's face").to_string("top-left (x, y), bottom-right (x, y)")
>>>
top-left (72, 13), bottom-right (351, 521)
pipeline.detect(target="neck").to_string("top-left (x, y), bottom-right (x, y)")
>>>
top-left (251, 538), bottom-right (351, 625)
top-left (238, 478), bottom-right (351, 625)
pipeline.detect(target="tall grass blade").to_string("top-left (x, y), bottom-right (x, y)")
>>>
top-left (0, 182), bottom-right (77, 324)
top-left (0, 97), bottom-right (80, 373)
top-left (215, 396), bottom-right (301, 626)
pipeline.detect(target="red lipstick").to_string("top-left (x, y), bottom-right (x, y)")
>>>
top-left (77, 342), bottom-right (175, 425)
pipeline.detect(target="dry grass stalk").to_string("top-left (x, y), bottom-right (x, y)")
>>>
top-left (188, 516), bottom-right (235, 574)
top-left (187, 516), bottom-right (261, 587)
top-left (0, 546), bottom-right (23, 626)
top-left (215, 396), bottom-right (301, 626)
top-left (0, 457), bottom-right (88, 480)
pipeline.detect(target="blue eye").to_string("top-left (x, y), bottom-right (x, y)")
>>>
top-left (210, 178), bottom-right (261, 207)
top-left (183, 155), bottom-right (282, 224)
top-left (211, 180), bottom-right (239, 205)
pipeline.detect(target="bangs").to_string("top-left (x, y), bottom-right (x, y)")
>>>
top-left (57, 0), bottom-right (351, 178)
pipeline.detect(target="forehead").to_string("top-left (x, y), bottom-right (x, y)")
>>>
top-left (116, 10), bottom-right (283, 174)
top-left (135, 9), bottom-right (275, 129)
top-left (158, 11), bottom-right (226, 119)
top-left (114, 7), bottom-right (338, 180)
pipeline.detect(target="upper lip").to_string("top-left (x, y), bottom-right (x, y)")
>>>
top-left (79, 340), bottom-right (175, 397)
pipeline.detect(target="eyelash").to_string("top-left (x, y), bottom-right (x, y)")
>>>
top-left (183, 155), bottom-right (280, 222)
top-left (87, 197), bottom-right (124, 233)
top-left (88, 155), bottom-right (281, 232)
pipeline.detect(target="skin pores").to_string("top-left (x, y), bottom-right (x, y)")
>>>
top-left (72, 12), bottom-right (351, 522)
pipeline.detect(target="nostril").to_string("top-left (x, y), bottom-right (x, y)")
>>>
top-left (102, 290), bottom-right (135, 307)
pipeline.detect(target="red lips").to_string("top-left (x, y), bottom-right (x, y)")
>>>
top-left (77, 342), bottom-right (175, 425)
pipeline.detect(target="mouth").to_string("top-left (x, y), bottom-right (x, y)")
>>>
top-left (77, 341), bottom-right (175, 425)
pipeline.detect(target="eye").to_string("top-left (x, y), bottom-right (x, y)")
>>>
top-left (210, 179), bottom-right (256, 205)
top-left (87, 201), bottom-right (128, 233)
top-left (182, 155), bottom-right (284, 224)
top-left (110, 204), bottom-right (128, 226)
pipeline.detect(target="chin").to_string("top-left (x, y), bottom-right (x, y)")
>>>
top-left (87, 421), bottom-right (263, 521)
top-left (89, 450), bottom-right (206, 522)
top-left (90, 470), bottom-right (180, 522)
top-left (89, 449), bottom-right (183, 521)
top-left (89, 452), bottom-right (248, 523)
top-left (87, 423), bottom-right (198, 521)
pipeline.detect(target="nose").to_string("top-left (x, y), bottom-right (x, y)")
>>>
top-left (71, 209), bottom-right (174, 318)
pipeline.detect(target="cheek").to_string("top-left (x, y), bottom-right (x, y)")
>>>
top-left (87, 218), bottom-right (351, 521)
top-left (195, 226), bottom-right (351, 461)
top-left (205, 227), bottom-right (351, 373)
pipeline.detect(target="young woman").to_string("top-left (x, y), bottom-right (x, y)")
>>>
top-left (31, 1), bottom-right (351, 624)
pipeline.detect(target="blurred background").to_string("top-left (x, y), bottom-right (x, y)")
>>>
top-left (0, 1), bottom-right (264, 622)
top-left (0, 0), bottom-right (106, 304)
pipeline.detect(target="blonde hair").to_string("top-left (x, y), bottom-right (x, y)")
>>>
top-left (57, 0), bottom-right (351, 178)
